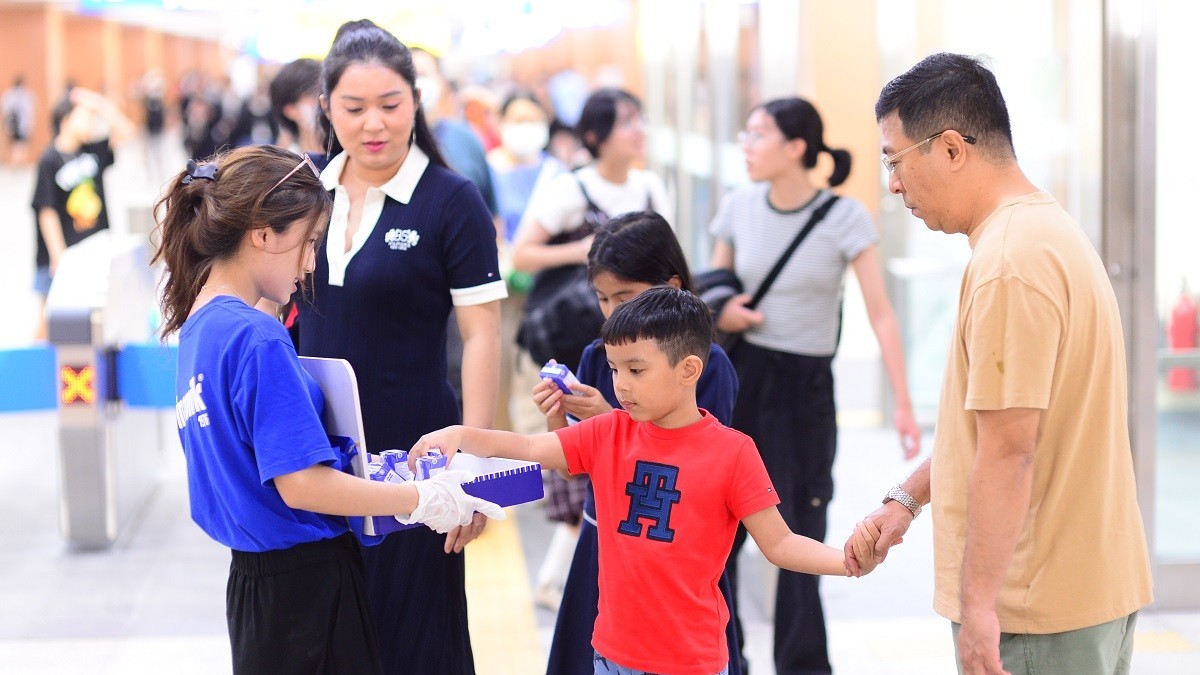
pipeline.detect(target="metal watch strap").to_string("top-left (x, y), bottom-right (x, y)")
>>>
top-left (883, 484), bottom-right (921, 518)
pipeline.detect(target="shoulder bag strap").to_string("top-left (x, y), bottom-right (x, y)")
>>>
top-left (573, 172), bottom-right (607, 239)
top-left (745, 195), bottom-right (840, 310)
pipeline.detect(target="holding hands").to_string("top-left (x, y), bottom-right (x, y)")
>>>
top-left (845, 519), bottom-right (883, 576)
top-left (843, 501), bottom-right (913, 576)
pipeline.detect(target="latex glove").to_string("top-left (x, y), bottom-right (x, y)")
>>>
top-left (395, 470), bottom-right (506, 533)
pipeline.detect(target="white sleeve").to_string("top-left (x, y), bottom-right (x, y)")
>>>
top-left (522, 172), bottom-right (587, 237)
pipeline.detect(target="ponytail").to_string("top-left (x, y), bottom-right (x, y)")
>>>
top-left (825, 147), bottom-right (852, 187)
top-left (152, 146), bottom-right (332, 337)
top-left (760, 97), bottom-right (852, 186)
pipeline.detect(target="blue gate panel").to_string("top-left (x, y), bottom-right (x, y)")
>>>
top-left (0, 346), bottom-right (57, 412)
top-left (118, 344), bottom-right (178, 409)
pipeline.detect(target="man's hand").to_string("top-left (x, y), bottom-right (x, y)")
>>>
top-left (956, 606), bottom-right (1009, 674)
top-left (844, 501), bottom-right (911, 575)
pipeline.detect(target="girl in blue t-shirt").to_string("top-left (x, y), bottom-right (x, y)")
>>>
top-left (152, 144), bottom-right (502, 675)
top-left (535, 210), bottom-right (743, 675)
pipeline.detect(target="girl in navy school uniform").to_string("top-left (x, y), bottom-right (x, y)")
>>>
top-left (153, 144), bottom-right (502, 675)
top-left (536, 210), bottom-right (744, 675)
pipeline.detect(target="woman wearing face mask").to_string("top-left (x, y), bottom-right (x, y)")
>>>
top-left (509, 88), bottom-right (671, 614)
top-left (300, 19), bottom-right (505, 674)
top-left (488, 91), bottom-right (560, 244)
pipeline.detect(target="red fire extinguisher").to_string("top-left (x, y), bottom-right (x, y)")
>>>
top-left (1167, 282), bottom-right (1198, 391)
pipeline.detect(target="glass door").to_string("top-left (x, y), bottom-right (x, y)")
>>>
top-left (1148, 0), bottom-right (1200, 594)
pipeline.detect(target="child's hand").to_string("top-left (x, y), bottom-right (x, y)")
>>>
top-left (532, 378), bottom-right (569, 423)
top-left (396, 470), bottom-right (506, 533)
top-left (558, 383), bottom-right (612, 421)
top-left (847, 519), bottom-right (883, 576)
top-left (408, 425), bottom-right (464, 473)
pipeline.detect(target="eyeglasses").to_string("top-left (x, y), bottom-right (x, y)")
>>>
top-left (881, 131), bottom-right (976, 173)
top-left (615, 113), bottom-right (646, 130)
top-left (267, 153), bottom-right (321, 194)
top-left (736, 130), bottom-right (765, 145)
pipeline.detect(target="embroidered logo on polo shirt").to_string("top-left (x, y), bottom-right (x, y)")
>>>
top-left (385, 228), bottom-right (420, 251)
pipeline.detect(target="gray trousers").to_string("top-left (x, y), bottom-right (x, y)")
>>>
top-left (953, 612), bottom-right (1138, 675)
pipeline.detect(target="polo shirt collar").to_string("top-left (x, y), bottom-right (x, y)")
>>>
top-left (318, 143), bottom-right (430, 204)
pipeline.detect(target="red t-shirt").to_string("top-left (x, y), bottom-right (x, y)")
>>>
top-left (556, 409), bottom-right (780, 674)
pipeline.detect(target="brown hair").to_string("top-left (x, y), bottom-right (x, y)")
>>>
top-left (152, 145), bottom-right (332, 337)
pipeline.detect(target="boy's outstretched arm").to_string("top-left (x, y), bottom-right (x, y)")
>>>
top-left (409, 425), bottom-right (570, 472)
top-left (743, 507), bottom-right (882, 577)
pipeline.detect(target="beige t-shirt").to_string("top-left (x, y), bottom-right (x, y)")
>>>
top-left (931, 192), bottom-right (1152, 634)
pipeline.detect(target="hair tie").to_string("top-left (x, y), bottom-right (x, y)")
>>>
top-left (181, 159), bottom-right (217, 184)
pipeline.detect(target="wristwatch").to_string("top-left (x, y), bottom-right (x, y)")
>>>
top-left (883, 484), bottom-right (921, 518)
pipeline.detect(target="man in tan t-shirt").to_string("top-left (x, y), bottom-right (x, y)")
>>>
top-left (845, 53), bottom-right (1152, 675)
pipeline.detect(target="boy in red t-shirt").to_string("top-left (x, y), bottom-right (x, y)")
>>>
top-left (411, 286), bottom-right (880, 675)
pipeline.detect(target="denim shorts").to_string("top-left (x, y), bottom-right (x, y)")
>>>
top-left (594, 651), bottom-right (729, 675)
top-left (34, 266), bottom-right (51, 297)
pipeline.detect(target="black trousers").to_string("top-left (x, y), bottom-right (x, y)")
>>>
top-left (227, 532), bottom-right (382, 675)
top-left (725, 343), bottom-right (837, 675)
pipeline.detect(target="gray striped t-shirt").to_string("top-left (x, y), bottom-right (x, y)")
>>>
top-left (709, 185), bottom-right (878, 356)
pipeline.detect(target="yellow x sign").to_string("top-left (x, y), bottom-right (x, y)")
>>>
top-left (61, 365), bottom-right (96, 405)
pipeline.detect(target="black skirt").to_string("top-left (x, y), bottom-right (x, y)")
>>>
top-left (361, 525), bottom-right (475, 674)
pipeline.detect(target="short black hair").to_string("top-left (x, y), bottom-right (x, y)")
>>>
top-left (600, 286), bottom-right (711, 368)
top-left (269, 58), bottom-right (321, 138)
top-left (875, 52), bottom-right (1015, 159)
top-left (577, 88), bottom-right (640, 158)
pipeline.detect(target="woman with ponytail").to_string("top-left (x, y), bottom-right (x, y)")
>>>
top-left (708, 97), bottom-right (920, 675)
top-left (300, 19), bottom-right (505, 674)
top-left (153, 145), bottom-right (501, 675)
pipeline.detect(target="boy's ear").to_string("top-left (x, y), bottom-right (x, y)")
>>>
top-left (678, 353), bottom-right (704, 386)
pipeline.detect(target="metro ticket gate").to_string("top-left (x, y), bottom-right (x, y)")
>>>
top-left (41, 230), bottom-right (176, 549)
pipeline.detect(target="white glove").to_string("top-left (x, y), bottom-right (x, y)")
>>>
top-left (395, 469), bottom-right (507, 533)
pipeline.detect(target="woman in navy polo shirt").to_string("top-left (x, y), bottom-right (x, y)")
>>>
top-left (299, 20), bottom-right (505, 674)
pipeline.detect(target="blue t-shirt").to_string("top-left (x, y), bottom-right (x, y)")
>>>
top-left (176, 296), bottom-right (346, 552)
top-left (492, 155), bottom-right (560, 242)
top-left (434, 118), bottom-right (499, 215)
top-left (575, 338), bottom-right (739, 426)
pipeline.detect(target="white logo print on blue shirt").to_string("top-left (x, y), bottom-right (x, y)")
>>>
top-left (385, 228), bottom-right (420, 251)
top-left (176, 374), bottom-right (209, 429)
